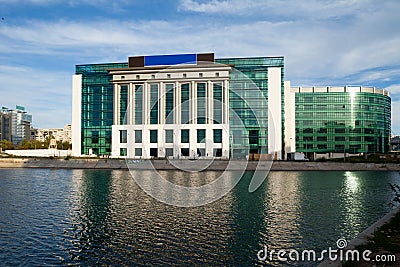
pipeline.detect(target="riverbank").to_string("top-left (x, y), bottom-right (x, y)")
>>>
top-left (0, 158), bottom-right (399, 171)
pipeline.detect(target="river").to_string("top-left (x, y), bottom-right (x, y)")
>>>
top-left (0, 169), bottom-right (399, 266)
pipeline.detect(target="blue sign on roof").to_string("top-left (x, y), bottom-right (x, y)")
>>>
top-left (144, 54), bottom-right (197, 66)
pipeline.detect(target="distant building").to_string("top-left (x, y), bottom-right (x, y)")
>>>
top-left (391, 135), bottom-right (400, 151)
top-left (34, 124), bottom-right (72, 143)
top-left (30, 127), bottom-right (37, 141)
top-left (1, 106), bottom-right (32, 145)
top-left (63, 124), bottom-right (72, 143)
top-left (0, 112), bottom-right (12, 142)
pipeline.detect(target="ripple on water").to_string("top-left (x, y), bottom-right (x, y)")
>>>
top-left (0, 169), bottom-right (399, 266)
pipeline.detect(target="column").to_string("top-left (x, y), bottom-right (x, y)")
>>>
top-left (191, 81), bottom-right (196, 124)
top-left (175, 81), bottom-right (180, 125)
top-left (113, 84), bottom-right (119, 125)
top-left (128, 83), bottom-right (134, 125)
top-left (223, 79), bottom-right (229, 125)
top-left (159, 82), bottom-right (165, 125)
top-left (143, 82), bottom-right (148, 125)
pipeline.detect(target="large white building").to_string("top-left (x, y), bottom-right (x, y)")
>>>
top-left (72, 53), bottom-right (286, 159)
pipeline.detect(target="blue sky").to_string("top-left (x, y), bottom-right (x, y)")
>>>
top-left (0, 0), bottom-right (399, 134)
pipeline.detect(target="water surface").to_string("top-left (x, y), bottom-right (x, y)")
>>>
top-left (0, 169), bottom-right (399, 266)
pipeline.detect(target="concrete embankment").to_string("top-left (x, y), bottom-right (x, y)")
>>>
top-left (0, 158), bottom-right (399, 171)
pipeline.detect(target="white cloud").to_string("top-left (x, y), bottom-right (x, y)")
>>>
top-left (178, 0), bottom-right (382, 19)
top-left (385, 84), bottom-right (400, 96)
top-left (0, 0), bottom-right (400, 128)
top-left (0, 65), bottom-right (71, 128)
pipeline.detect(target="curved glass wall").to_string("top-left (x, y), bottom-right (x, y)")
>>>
top-left (295, 91), bottom-right (391, 154)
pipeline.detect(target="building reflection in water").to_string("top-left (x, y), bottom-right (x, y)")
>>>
top-left (67, 169), bottom-right (236, 265)
top-left (262, 172), bottom-right (302, 250)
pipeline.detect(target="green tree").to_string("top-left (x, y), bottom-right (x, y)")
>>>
top-left (0, 140), bottom-right (14, 150)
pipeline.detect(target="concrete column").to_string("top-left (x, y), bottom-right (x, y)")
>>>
top-left (71, 74), bottom-right (82, 156)
top-left (268, 67), bottom-right (282, 160)
top-left (128, 83), bottom-right (134, 125)
top-left (159, 82), bottom-right (164, 125)
top-left (113, 84), bottom-right (119, 125)
top-left (175, 81), bottom-right (180, 125)
top-left (223, 79), bottom-right (229, 124)
top-left (143, 82), bottom-right (148, 125)
top-left (191, 81), bottom-right (196, 124)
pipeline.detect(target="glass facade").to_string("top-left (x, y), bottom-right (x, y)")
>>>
top-left (295, 92), bottom-right (391, 154)
top-left (215, 57), bottom-right (285, 159)
top-left (76, 62), bottom-right (127, 155)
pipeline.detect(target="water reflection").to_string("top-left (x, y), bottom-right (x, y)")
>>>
top-left (263, 172), bottom-right (302, 249)
top-left (339, 171), bottom-right (371, 237)
top-left (0, 169), bottom-right (399, 266)
top-left (66, 170), bottom-right (113, 264)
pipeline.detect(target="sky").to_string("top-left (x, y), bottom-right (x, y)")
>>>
top-left (0, 0), bottom-right (399, 134)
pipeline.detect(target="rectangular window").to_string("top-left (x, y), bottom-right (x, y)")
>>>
top-left (181, 83), bottom-right (190, 124)
top-left (135, 85), bottom-right (143, 124)
top-left (181, 129), bottom-right (189, 143)
top-left (213, 83), bottom-right (223, 124)
top-left (105, 131), bottom-right (111, 144)
top-left (165, 130), bottom-right (173, 143)
top-left (197, 83), bottom-right (206, 124)
top-left (365, 128), bottom-right (374, 134)
top-left (181, 148), bottom-right (189, 157)
top-left (213, 148), bottom-right (222, 157)
top-left (120, 85), bottom-right (128, 125)
top-left (349, 136), bottom-right (361, 142)
top-left (165, 148), bottom-right (173, 157)
top-left (150, 84), bottom-right (159, 124)
top-left (335, 136), bottom-right (346, 141)
top-left (249, 130), bottom-right (259, 145)
top-left (150, 130), bottom-right (157, 143)
top-left (92, 131), bottom-right (99, 144)
top-left (135, 130), bottom-right (142, 143)
top-left (165, 84), bottom-right (174, 124)
top-left (150, 148), bottom-right (158, 157)
top-left (197, 129), bottom-right (206, 143)
top-left (135, 148), bottom-right (142, 157)
top-left (197, 148), bottom-right (205, 157)
top-left (335, 128), bottom-right (346, 133)
top-left (213, 129), bottom-right (222, 143)
top-left (120, 130), bottom-right (127, 143)
top-left (335, 145), bottom-right (345, 151)
top-left (120, 148), bottom-right (127, 157)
